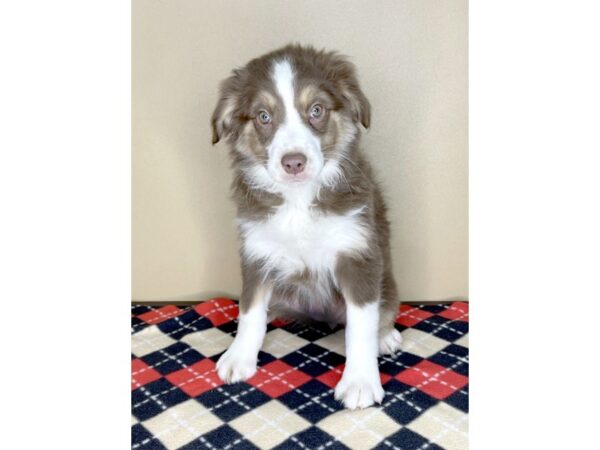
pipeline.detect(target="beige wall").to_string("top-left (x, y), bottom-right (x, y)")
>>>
top-left (132, 0), bottom-right (468, 302)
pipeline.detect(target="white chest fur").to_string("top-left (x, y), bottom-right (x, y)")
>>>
top-left (239, 192), bottom-right (370, 280)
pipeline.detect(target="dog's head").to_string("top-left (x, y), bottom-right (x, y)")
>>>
top-left (211, 45), bottom-right (370, 192)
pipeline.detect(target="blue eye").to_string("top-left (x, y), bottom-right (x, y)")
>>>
top-left (310, 104), bottom-right (324, 118)
top-left (258, 110), bottom-right (272, 124)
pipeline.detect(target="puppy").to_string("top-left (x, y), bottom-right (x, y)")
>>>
top-left (211, 44), bottom-right (401, 409)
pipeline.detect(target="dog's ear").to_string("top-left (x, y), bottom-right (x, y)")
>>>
top-left (211, 74), bottom-right (242, 145)
top-left (327, 56), bottom-right (371, 129)
top-left (211, 90), bottom-right (235, 145)
top-left (342, 81), bottom-right (371, 129)
top-left (211, 96), bottom-right (235, 144)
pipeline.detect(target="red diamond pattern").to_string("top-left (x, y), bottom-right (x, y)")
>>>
top-left (316, 364), bottom-right (393, 389)
top-left (270, 318), bottom-right (291, 327)
top-left (133, 299), bottom-right (469, 450)
top-left (165, 359), bottom-right (223, 397)
top-left (316, 364), bottom-right (345, 388)
top-left (247, 360), bottom-right (311, 397)
top-left (131, 358), bottom-right (162, 390)
top-left (194, 298), bottom-right (239, 326)
top-left (395, 360), bottom-right (468, 400)
top-left (437, 301), bottom-right (469, 321)
top-left (137, 305), bottom-right (184, 325)
top-left (396, 305), bottom-right (434, 327)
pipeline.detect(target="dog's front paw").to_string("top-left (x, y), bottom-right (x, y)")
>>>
top-left (216, 346), bottom-right (257, 383)
top-left (334, 369), bottom-right (384, 409)
top-left (379, 328), bottom-right (403, 356)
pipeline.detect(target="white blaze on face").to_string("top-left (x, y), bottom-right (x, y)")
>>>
top-left (268, 60), bottom-right (323, 185)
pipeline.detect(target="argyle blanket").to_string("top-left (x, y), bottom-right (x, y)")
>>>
top-left (132, 299), bottom-right (468, 450)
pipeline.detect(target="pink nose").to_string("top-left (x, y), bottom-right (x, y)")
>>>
top-left (281, 153), bottom-right (307, 175)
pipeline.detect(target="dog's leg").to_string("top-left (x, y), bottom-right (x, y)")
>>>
top-left (378, 269), bottom-right (403, 355)
top-left (216, 277), bottom-right (271, 383)
top-left (334, 256), bottom-right (384, 409)
top-left (374, 192), bottom-right (403, 355)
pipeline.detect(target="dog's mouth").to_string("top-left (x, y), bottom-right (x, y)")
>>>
top-left (271, 172), bottom-right (314, 187)
top-left (281, 171), bottom-right (311, 183)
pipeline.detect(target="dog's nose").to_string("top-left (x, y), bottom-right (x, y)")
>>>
top-left (281, 153), bottom-right (307, 175)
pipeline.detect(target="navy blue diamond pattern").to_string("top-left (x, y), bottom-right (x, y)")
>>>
top-left (374, 428), bottom-right (445, 450)
top-left (178, 425), bottom-right (260, 450)
top-left (195, 383), bottom-right (271, 422)
top-left (132, 300), bottom-right (468, 449)
top-left (273, 427), bottom-right (350, 450)
top-left (278, 379), bottom-right (344, 423)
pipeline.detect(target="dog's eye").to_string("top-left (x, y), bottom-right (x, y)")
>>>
top-left (309, 104), bottom-right (324, 119)
top-left (257, 110), bottom-right (272, 125)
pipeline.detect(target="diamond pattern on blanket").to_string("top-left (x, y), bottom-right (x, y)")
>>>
top-left (395, 360), bottom-right (468, 400)
top-left (229, 400), bottom-right (311, 449)
top-left (407, 402), bottom-right (468, 450)
top-left (137, 305), bottom-right (186, 326)
top-left (180, 328), bottom-right (233, 357)
top-left (399, 328), bottom-right (454, 358)
top-left (164, 359), bottom-right (224, 397)
top-left (261, 328), bottom-right (311, 358)
top-left (132, 300), bottom-right (469, 449)
top-left (318, 407), bottom-right (401, 449)
top-left (132, 325), bottom-right (178, 358)
top-left (142, 399), bottom-right (223, 449)
top-left (132, 358), bottom-right (162, 390)
top-left (247, 360), bottom-right (312, 398)
top-left (313, 328), bottom-right (346, 356)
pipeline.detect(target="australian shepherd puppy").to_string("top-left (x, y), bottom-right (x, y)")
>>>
top-left (211, 44), bottom-right (402, 409)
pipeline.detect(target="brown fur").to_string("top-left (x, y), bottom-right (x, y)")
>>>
top-left (211, 44), bottom-right (400, 336)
